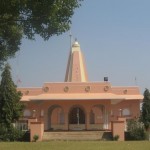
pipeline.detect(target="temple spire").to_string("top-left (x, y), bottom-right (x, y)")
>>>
top-left (69, 31), bottom-right (72, 50)
top-left (65, 40), bottom-right (88, 82)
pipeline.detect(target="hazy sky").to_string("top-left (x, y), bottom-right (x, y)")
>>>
top-left (8, 0), bottom-right (150, 93)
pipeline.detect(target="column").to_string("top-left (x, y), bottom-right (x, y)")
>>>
top-left (103, 108), bottom-right (109, 130)
top-left (64, 110), bottom-right (69, 130)
top-left (86, 111), bottom-right (90, 130)
top-left (111, 121), bottom-right (125, 141)
top-left (30, 122), bottom-right (44, 142)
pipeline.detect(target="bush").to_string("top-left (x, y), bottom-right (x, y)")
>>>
top-left (127, 119), bottom-right (146, 140)
top-left (9, 126), bottom-right (25, 141)
top-left (113, 135), bottom-right (119, 141)
top-left (33, 134), bottom-right (39, 142)
top-left (0, 123), bottom-right (9, 141)
top-left (0, 123), bottom-right (25, 141)
top-left (22, 131), bottom-right (30, 142)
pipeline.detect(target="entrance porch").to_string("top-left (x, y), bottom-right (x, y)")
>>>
top-left (47, 103), bottom-right (110, 131)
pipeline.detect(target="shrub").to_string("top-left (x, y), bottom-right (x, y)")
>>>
top-left (0, 123), bottom-right (9, 141)
top-left (0, 123), bottom-right (25, 141)
top-left (113, 135), bottom-right (119, 141)
top-left (9, 126), bottom-right (25, 141)
top-left (127, 119), bottom-right (146, 140)
top-left (33, 134), bottom-right (39, 142)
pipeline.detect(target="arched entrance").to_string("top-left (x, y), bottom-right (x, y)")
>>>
top-left (47, 105), bottom-right (65, 130)
top-left (69, 106), bottom-right (86, 130)
top-left (89, 105), bottom-right (107, 130)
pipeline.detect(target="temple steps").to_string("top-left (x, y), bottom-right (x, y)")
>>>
top-left (43, 131), bottom-right (112, 141)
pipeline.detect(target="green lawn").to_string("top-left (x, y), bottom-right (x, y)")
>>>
top-left (0, 141), bottom-right (150, 150)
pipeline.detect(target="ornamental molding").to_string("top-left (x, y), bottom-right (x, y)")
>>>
top-left (25, 90), bottom-right (29, 95)
top-left (64, 86), bottom-right (69, 92)
top-left (104, 86), bottom-right (109, 92)
top-left (43, 87), bottom-right (49, 92)
top-left (123, 89), bottom-right (128, 94)
top-left (85, 86), bottom-right (91, 92)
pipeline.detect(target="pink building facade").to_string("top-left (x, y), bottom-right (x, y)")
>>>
top-left (18, 41), bottom-right (143, 140)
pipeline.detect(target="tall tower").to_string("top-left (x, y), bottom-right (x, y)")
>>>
top-left (65, 40), bottom-right (88, 82)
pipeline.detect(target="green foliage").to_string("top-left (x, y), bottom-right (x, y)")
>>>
top-left (0, 63), bottom-right (24, 127)
top-left (0, 123), bottom-right (24, 141)
top-left (33, 134), bottom-right (39, 142)
top-left (113, 135), bottom-right (119, 141)
top-left (127, 119), bottom-right (146, 140)
top-left (22, 131), bottom-right (30, 142)
top-left (141, 89), bottom-right (150, 130)
top-left (0, 123), bottom-right (8, 141)
top-left (0, 0), bottom-right (83, 67)
top-left (0, 63), bottom-right (24, 141)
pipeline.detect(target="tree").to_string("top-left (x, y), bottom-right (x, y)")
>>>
top-left (141, 89), bottom-right (150, 130)
top-left (0, 0), bottom-right (83, 67)
top-left (0, 63), bottom-right (23, 127)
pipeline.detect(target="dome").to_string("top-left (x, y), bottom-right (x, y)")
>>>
top-left (72, 40), bottom-right (80, 47)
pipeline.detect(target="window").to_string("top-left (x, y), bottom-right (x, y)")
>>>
top-left (122, 108), bottom-right (130, 116)
top-left (23, 109), bottom-right (31, 117)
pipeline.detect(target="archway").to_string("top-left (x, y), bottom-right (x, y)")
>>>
top-left (47, 105), bottom-right (64, 130)
top-left (69, 106), bottom-right (86, 130)
top-left (89, 105), bottom-right (106, 130)
top-left (69, 107), bottom-right (85, 124)
top-left (90, 105), bottom-right (105, 124)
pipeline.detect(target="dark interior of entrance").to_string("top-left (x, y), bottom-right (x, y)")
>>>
top-left (69, 107), bottom-right (85, 124)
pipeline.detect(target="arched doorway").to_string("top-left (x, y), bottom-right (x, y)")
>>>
top-left (69, 106), bottom-right (86, 130)
top-left (47, 105), bottom-right (65, 130)
top-left (89, 105), bottom-right (106, 130)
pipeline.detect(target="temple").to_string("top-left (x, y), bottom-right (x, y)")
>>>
top-left (18, 40), bottom-right (143, 141)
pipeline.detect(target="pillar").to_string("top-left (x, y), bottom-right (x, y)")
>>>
top-left (111, 120), bottom-right (125, 141)
top-left (103, 108), bottom-right (109, 130)
top-left (118, 117), bottom-right (126, 131)
top-left (30, 122), bottom-right (44, 142)
top-left (86, 112), bottom-right (90, 130)
top-left (64, 110), bottom-right (69, 130)
top-left (28, 117), bottom-right (37, 129)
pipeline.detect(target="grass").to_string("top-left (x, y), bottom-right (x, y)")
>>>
top-left (0, 141), bottom-right (150, 150)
